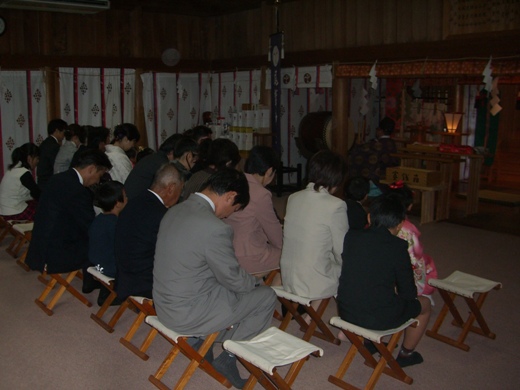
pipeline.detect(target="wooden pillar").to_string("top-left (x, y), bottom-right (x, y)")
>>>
top-left (331, 70), bottom-right (349, 158)
top-left (134, 68), bottom-right (147, 148)
top-left (44, 67), bottom-right (60, 121)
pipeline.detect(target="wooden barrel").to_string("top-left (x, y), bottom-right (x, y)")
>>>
top-left (296, 111), bottom-right (332, 159)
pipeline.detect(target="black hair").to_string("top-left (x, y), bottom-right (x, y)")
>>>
top-left (308, 150), bottom-right (346, 192)
top-left (159, 133), bottom-right (183, 154)
top-left (95, 181), bottom-right (125, 212)
top-left (112, 123), bottom-right (140, 143)
top-left (136, 147), bottom-right (155, 162)
top-left (206, 138), bottom-right (241, 169)
top-left (125, 147), bottom-right (137, 160)
top-left (74, 149), bottom-right (112, 170)
top-left (190, 125), bottom-right (213, 142)
top-left (379, 117), bottom-right (395, 135)
top-left (173, 136), bottom-right (198, 159)
top-left (387, 182), bottom-right (414, 209)
top-left (245, 145), bottom-right (280, 176)
top-left (87, 126), bottom-right (110, 150)
top-left (69, 123), bottom-right (87, 144)
top-left (47, 119), bottom-right (67, 136)
top-left (369, 194), bottom-right (406, 229)
top-left (9, 143), bottom-right (39, 170)
top-left (345, 176), bottom-right (370, 201)
top-left (201, 168), bottom-right (250, 210)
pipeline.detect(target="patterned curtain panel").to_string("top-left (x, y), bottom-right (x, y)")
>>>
top-left (122, 69), bottom-right (136, 125)
top-left (0, 70), bottom-right (47, 175)
top-left (140, 73), bottom-right (157, 150)
top-left (218, 72), bottom-right (235, 124)
top-left (235, 71), bottom-right (252, 111)
top-left (155, 73), bottom-right (179, 147)
top-left (103, 68), bottom-right (122, 129)
top-left (59, 67), bottom-right (135, 134)
top-left (200, 73), bottom-right (212, 122)
top-left (177, 73), bottom-right (199, 134)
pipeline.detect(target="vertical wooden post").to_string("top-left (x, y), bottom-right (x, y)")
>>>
top-left (331, 67), bottom-right (349, 158)
top-left (44, 67), bottom-right (60, 121)
top-left (134, 68), bottom-right (147, 148)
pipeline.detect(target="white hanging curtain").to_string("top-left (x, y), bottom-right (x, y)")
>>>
top-left (234, 71), bottom-right (252, 111)
top-left (140, 72), bottom-right (157, 150)
top-left (219, 72), bottom-right (235, 123)
top-left (155, 72), bottom-right (178, 146)
top-left (122, 69), bottom-right (136, 125)
top-left (59, 67), bottom-right (75, 124)
top-left (251, 70), bottom-right (262, 105)
top-left (199, 73), bottom-right (213, 123)
top-left (30, 70), bottom-right (48, 145)
top-left (0, 70), bottom-right (48, 175)
top-left (177, 73), bottom-right (200, 134)
top-left (76, 68), bottom-right (102, 127)
top-left (103, 68), bottom-right (122, 130)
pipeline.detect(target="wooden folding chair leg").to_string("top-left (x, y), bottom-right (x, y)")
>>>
top-left (149, 330), bottom-right (230, 390)
top-left (35, 271), bottom-right (92, 316)
top-left (16, 248), bottom-right (30, 271)
top-left (301, 298), bottom-right (340, 345)
top-left (90, 290), bottom-right (118, 332)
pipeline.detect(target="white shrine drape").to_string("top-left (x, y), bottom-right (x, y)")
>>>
top-left (177, 73), bottom-right (200, 133)
top-left (0, 70), bottom-right (47, 175)
top-left (59, 67), bottom-right (136, 136)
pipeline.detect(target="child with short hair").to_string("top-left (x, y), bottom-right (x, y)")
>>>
top-left (89, 181), bottom-right (127, 279)
top-left (337, 194), bottom-right (431, 367)
top-left (344, 176), bottom-right (369, 230)
top-left (388, 180), bottom-right (438, 302)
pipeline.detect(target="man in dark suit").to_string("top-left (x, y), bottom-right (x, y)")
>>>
top-left (37, 119), bottom-right (68, 192)
top-left (115, 163), bottom-right (184, 300)
top-left (124, 134), bottom-right (182, 200)
top-left (26, 150), bottom-right (112, 287)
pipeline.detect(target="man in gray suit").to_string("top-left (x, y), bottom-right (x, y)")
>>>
top-left (153, 168), bottom-right (276, 389)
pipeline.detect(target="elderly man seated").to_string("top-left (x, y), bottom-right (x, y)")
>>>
top-left (115, 163), bottom-right (184, 300)
top-left (153, 169), bottom-right (276, 389)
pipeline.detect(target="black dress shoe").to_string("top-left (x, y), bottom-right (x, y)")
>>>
top-left (82, 272), bottom-right (101, 294)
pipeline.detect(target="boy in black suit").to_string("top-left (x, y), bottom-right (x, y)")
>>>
top-left (337, 194), bottom-right (431, 367)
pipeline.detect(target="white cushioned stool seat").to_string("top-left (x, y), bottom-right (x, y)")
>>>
top-left (428, 270), bottom-right (501, 298)
top-left (12, 222), bottom-right (34, 234)
top-left (426, 270), bottom-right (502, 351)
top-left (330, 317), bottom-right (418, 343)
top-left (87, 266), bottom-right (114, 286)
top-left (271, 286), bottom-right (313, 306)
top-left (145, 315), bottom-right (189, 341)
top-left (224, 327), bottom-right (322, 389)
top-left (224, 327), bottom-right (323, 375)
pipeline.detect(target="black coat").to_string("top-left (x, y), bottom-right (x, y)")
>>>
top-left (115, 190), bottom-right (167, 299)
top-left (124, 152), bottom-right (169, 200)
top-left (37, 136), bottom-right (60, 192)
top-left (26, 169), bottom-right (95, 273)
top-left (337, 226), bottom-right (418, 330)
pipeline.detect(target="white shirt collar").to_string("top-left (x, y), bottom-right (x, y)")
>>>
top-left (72, 168), bottom-right (84, 185)
top-left (148, 189), bottom-right (165, 205)
top-left (195, 192), bottom-right (215, 211)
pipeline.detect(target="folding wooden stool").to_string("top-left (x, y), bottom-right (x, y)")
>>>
top-left (118, 296), bottom-right (158, 360)
top-left (426, 270), bottom-right (502, 351)
top-left (0, 217), bottom-right (15, 243)
top-left (146, 315), bottom-right (231, 390)
top-left (272, 286), bottom-right (340, 345)
top-left (328, 316), bottom-right (418, 390)
top-left (223, 326), bottom-right (323, 390)
top-left (35, 270), bottom-right (92, 316)
top-left (6, 222), bottom-right (33, 259)
top-left (87, 266), bottom-right (119, 332)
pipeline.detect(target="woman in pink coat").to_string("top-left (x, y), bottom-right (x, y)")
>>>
top-left (224, 146), bottom-right (283, 280)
